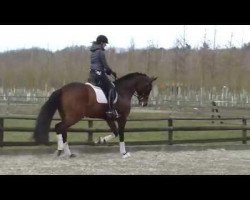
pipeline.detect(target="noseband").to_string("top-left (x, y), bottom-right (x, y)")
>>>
top-left (133, 92), bottom-right (146, 101)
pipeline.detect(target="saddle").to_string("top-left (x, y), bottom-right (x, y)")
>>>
top-left (85, 82), bottom-right (118, 104)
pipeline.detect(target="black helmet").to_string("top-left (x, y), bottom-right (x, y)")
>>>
top-left (96, 35), bottom-right (109, 44)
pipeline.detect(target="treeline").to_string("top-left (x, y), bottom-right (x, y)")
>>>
top-left (1, 43), bottom-right (250, 92)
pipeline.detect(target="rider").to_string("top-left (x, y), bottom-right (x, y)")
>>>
top-left (89, 35), bottom-right (120, 119)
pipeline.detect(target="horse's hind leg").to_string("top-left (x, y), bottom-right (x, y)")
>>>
top-left (55, 122), bottom-right (64, 156)
top-left (55, 121), bottom-right (75, 158)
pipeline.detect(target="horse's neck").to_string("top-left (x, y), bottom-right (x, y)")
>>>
top-left (115, 79), bottom-right (137, 99)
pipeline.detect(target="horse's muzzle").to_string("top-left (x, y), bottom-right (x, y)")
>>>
top-left (140, 101), bottom-right (148, 107)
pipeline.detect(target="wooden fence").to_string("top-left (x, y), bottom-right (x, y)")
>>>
top-left (0, 116), bottom-right (250, 147)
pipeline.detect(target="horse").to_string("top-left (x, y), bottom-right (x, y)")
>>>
top-left (33, 72), bottom-right (157, 158)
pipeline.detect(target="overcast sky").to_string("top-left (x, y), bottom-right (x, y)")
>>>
top-left (0, 25), bottom-right (249, 52)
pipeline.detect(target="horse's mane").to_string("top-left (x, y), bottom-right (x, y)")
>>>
top-left (114, 72), bottom-right (148, 84)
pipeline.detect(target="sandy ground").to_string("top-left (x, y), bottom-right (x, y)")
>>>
top-left (1, 147), bottom-right (250, 175)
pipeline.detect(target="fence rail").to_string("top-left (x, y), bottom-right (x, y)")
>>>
top-left (0, 116), bottom-right (250, 147)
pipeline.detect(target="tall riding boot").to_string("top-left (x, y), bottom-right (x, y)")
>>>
top-left (106, 89), bottom-right (120, 119)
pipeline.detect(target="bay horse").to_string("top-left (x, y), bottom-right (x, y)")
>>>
top-left (33, 72), bottom-right (157, 158)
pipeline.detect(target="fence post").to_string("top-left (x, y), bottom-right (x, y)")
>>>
top-left (211, 101), bottom-right (223, 124)
top-left (242, 118), bottom-right (247, 144)
top-left (87, 120), bottom-right (93, 142)
top-left (168, 118), bottom-right (173, 145)
top-left (0, 118), bottom-right (4, 147)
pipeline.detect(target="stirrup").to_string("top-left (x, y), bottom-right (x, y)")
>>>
top-left (114, 110), bottom-right (121, 118)
top-left (106, 110), bottom-right (120, 119)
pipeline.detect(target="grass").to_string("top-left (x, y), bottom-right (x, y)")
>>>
top-left (1, 110), bottom-right (247, 144)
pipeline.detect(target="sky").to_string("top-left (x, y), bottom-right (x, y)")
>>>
top-left (0, 25), bottom-right (249, 52)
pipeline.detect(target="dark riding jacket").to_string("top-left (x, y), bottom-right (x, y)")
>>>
top-left (90, 42), bottom-right (112, 75)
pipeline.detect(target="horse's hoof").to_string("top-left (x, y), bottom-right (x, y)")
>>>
top-left (94, 140), bottom-right (100, 145)
top-left (70, 154), bottom-right (76, 158)
top-left (94, 137), bottom-right (106, 145)
top-left (94, 137), bottom-right (101, 144)
top-left (122, 152), bottom-right (131, 159)
top-left (57, 150), bottom-right (63, 157)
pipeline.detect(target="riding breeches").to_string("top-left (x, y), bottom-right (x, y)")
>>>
top-left (89, 71), bottom-right (115, 101)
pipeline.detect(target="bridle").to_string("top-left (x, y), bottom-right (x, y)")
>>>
top-left (133, 92), bottom-right (146, 101)
top-left (114, 75), bottom-right (149, 101)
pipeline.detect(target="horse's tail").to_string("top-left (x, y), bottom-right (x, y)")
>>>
top-left (33, 89), bottom-right (62, 144)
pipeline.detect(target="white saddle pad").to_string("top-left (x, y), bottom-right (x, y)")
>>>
top-left (85, 82), bottom-right (118, 104)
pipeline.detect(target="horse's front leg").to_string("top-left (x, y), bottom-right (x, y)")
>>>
top-left (117, 118), bottom-right (131, 159)
top-left (95, 120), bottom-right (118, 144)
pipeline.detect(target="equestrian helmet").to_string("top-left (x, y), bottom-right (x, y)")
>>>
top-left (96, 35), bottom-right (109, 44)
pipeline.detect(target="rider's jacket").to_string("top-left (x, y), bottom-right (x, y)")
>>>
top-left (90, 42), bottom-right (112, 75)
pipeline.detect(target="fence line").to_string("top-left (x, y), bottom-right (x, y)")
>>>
top-left (0, 116), bottom-right (250, 147)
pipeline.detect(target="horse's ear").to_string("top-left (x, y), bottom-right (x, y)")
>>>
top-left (150, 76), bottom-right (158, 82)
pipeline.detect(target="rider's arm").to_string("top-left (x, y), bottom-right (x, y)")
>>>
top-left (99, 50), bottom-right (112, 75)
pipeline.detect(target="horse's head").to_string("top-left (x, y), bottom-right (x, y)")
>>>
top-left (134, 75), bottom-right (157, 107)
top-left (115, 72), bottom-right (158, 107)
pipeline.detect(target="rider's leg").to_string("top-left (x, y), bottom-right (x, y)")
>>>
top-left (98, 75), bottom-right (110, 102)
top-left (108, 88), bottom-right (115, 110)
top-left (99, 75), bottom-right (119, 119)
